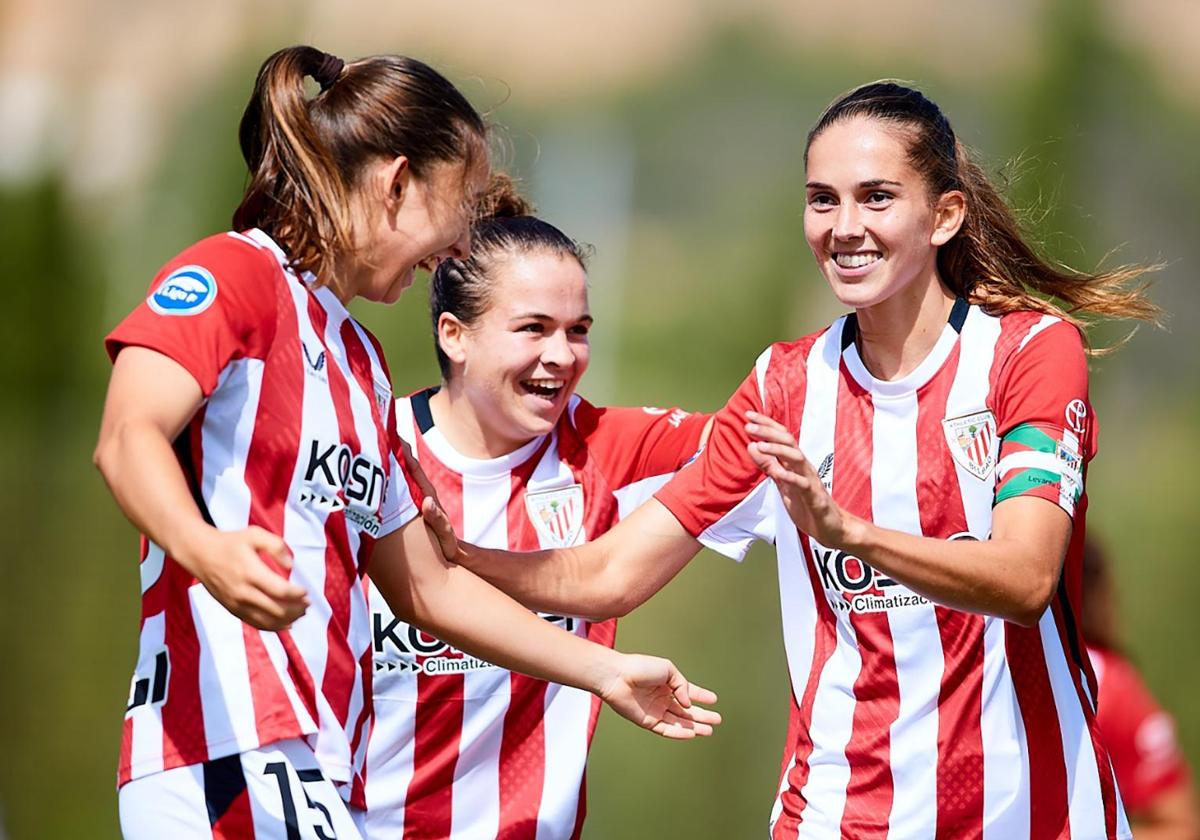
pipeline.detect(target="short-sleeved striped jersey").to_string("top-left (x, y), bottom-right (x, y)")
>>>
top-left (106, 229), bottom-right (418, 798)
top-left (656, 301), bottom-right (1131, 839)
top-left (363, 389), bottom-right (707, 840)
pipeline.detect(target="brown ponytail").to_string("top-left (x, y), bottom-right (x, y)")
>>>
top-left (807, 81), bottom-right (1160, 351)
top-left (234, 46), bottom-right (486, 289)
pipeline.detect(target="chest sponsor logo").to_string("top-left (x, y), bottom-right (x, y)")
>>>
top-left (525, 484), bottom-right (584, 548)
top-left (372, 610), bottom-right (579, 676)
top-left (300, 440), bottom-right (386, 534)
top-left (147, 265), bottom-right (218, 316)
top-left (811, 532), bottom-right (978, 615)
top-left (942, 409), bottom-right (997, 481)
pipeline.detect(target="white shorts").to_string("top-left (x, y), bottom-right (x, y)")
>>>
top-left (119, 738), bottom-right (365, 839)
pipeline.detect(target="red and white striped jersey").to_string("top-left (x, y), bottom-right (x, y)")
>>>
top-left (656, 300), bottom-right (1131, 839)
top-left (363, 389), bottom-right (707, 839)
top-left (106, 229), bottom-right (418, 800)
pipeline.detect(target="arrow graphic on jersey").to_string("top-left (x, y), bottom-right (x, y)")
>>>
top-left (524, 484), bottom-right (584, 548)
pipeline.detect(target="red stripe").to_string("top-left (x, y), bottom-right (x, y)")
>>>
top-left (402, 435), bottom-right (465, 839)
top-left (159, 564), bottom-right (207, 766)
top-left (1005, 623), bottom-right (1071, 838)
top-left (242, 626), bottom-right (302, 743)
top-left (834, 367), bottom-right (897, 839)
top-left (496, 447), bottom-right (554, 837)
top-left (914, 344), bottom-right (987, 838)
top-left (242, 277), bottom-right (319, 726)
top-left (210, 785), bottom-right (256, 839)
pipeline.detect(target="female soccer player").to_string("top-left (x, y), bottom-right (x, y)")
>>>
top-left (362, 180), bottom-right (711, 839)
top-left (1081, 538), bottom-right (1199, 839)
top-left (428, 82), bottom-right (1159, 837)
top-left (94, 46), bottom-right (716, 839)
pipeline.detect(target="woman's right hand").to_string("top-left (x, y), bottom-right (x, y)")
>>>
top-left (597, 653), bottom-right (722, 740)
top-left (176, 525), bottom-right (310, 631)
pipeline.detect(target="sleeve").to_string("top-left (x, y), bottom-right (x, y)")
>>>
top-left (653, 357), bottom-right (777, 561)
top-left (571, 400), bottom-right (710, 516)
top-left (105, 235), bottom-right (279, 397)
top-left (992, 320), bottom-right (1096, 517)
top-left (1094, 652), bottom-right (1191, 813)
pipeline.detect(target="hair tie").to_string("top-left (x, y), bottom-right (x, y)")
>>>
top-left (313, 53), bottom-right (345, 92)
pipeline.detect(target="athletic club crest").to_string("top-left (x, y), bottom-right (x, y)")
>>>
top-left (525, 484), bottom-right (584, 548)
top-left (941, 410), bottom-right (997, 481)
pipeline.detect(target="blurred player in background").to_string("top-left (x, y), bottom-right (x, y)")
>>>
top-left (426, 81), bottom-right (1161, 837)
top-left (363, 178), bottom-right (711, 839)
top-left (1083, 538), bottom-right (1200, 839)
top-left (94, 45), bottom-right (716, 839)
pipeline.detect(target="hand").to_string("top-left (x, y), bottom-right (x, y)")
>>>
top-left (177, 525), bottom-right (310, 631)
top-left (400, 441), bottom-right (461, 562)
top-left (598, 653), bottom-right (722, 740)
top-left (744, 410), bottom-right (858, 549)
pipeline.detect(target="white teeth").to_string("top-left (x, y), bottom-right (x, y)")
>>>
top-left (522, 379), bottom-right (565, 397)
top-left (834, 252), bottom-right (881, 268)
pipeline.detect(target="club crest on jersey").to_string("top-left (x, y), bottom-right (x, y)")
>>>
top-left (525, 484), bottom-right (584, 548)
top-left (942, 409), bottom-right (997, 481)
top-left (373, 378), bottom-right (392, 416)
top-left (147, 265), bottom-right (217, 316)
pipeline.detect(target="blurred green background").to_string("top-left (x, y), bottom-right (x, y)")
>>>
top-left (2, 1), bottom-right (1198, 836)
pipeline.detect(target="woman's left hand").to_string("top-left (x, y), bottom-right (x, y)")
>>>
top-left (744, 410), bottom-right (858, 549)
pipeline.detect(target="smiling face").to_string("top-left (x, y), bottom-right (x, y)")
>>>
top-left (350, 151), bottom-right (490, 304)
top-left (804, 115), bottom-right (962, 313)
top-left (446, 250), bottom-right (591, 452)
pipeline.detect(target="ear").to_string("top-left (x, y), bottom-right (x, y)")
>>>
top-left (382, 155), bottom-right (412, 209)
top-left (930, 190), bottom-right (966, 246)
top-left (437, 312), bottom-right (469, 370)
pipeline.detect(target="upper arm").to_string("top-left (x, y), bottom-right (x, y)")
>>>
top-left (573, 401), bottom-right (711, 486)
top-left (368, 516), bottom-right (450, 622)
top-left (100, 347), bottom-right (207, 443)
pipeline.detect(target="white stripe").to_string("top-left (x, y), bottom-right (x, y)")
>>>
top-left (943, 306), bottom-right (1003, 539)
top-left (871, 391), bottom-right (941, 837)
top-left (395, 396), bottom-right (417, 448)
top-left (280, 276), bottom-right (344, 779)
top-left (996, 450), bottom-right (1062, 479)
top-left (226, 230), bottom-right (267, 251)
top-left (1039, 612), bottom-right (1107, 839)
top-left (612, 471), bottom-right (675, 519)
top-left (980, 621), bottom-right (1030, 839)
top-left (1016, 314), bottom-right (1061, 353)
top-left (127, 612), bottom-right (166, 776)
top-left (755, 344), bottom-right (773, 401)
top-left (536, 682), bottom-right (593, 840)
top-left (362, 696), bottom-right (418, 835)
top-left (794, 320), bottom-right (854, 837)
top-left (190, 585), bottom-right (260, 753)
top-left (140, 542), bottom-right (165, 595)
top-left (201, 358), bottom-right (263, 531)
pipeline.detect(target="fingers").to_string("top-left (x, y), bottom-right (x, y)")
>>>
top-left (686, 681), bottom-right (719, 707)
top-left (245, 524), bottom-right (295, 573)
top-left (401, 441), bottom-right (439, 502)
top-left (421, 496), bottom-right (459, 560)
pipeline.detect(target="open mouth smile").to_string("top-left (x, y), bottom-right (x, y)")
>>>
top-left (521, 378), bottom-right (566, 399)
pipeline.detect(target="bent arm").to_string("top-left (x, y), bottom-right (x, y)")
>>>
top-left (840, 496), bottom-right (1069, 626)
top-left (447, 499), bottom-right (703, 621)
top-left (1128, 781), bottom-right (1200, 840)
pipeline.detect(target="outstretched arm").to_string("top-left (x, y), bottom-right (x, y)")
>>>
top-left (745, 410), bottom-right (1067, 626)
top-left (423, 495), bottom-right (703, 621)
top-left (371, 514), bottom-right (719, 739)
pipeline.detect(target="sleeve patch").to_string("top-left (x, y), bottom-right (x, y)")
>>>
top-left (147, 265), bottom-right (218, 316)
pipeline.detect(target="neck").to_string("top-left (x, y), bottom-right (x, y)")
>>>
top-left (327, 252), bottom-right (361, 306)
top-left (855, 270), bottom-right (956, 381)
top-left (427, 381), bottom-right (531, 460)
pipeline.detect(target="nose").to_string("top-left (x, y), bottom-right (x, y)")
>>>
top-left (832, 202), bottom-right (864, 241)
top-left (540, 329), bottom-right (574, 369)
top-left (446, 225), bottom-right (471, 261)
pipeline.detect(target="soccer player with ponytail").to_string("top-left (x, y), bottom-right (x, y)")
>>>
top-left (95, 46), bottom-right (716, 839)
top-left (430, 82), bottom-right (1158, 837)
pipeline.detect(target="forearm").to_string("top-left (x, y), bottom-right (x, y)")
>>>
top-left (454, 499), bottom-right (701, 620)
top-left (841, 509), bottom-right (1065, 626)
top-left (375, 521), bottom-right (624, 692)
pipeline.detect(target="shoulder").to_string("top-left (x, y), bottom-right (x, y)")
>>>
top-left (992, 309), bottom-right (1085, 368)
top-left (145, 231), bottom-right (282, 319)
top-left (154, 231), bottom-right (281, 292)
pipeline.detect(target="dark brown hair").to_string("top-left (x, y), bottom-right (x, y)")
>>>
top-left (806, 81), bottom-right (1159, 349)
top-left (429, 173), bottom-right (591, 379)
top-left (233, 45), bottom-right (486, 288)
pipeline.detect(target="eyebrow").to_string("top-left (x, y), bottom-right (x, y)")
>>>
top-left (511, 313), bottom-right (594, 325)
top-left (806, 179), bottom-right (903, 190)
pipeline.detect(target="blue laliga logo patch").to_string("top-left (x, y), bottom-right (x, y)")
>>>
top-left (147, 265), bottom-right (218, 316)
